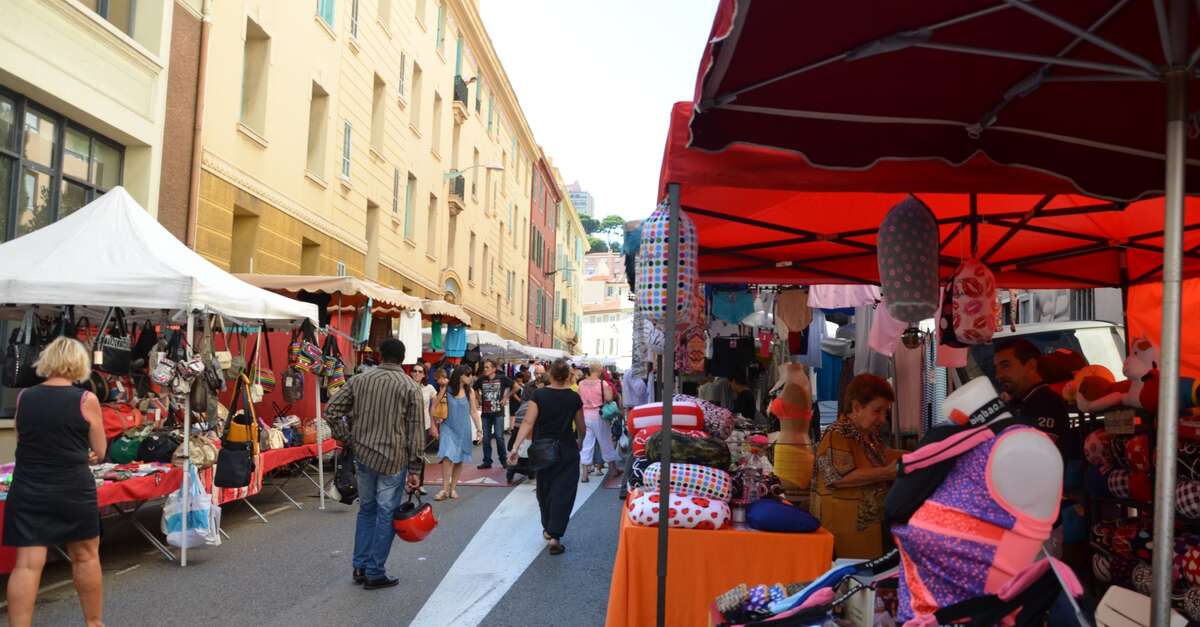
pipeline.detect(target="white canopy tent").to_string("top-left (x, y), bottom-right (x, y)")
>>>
top-left (0, 187), bottom-right (318, 324)
top-left (0, 187), bottom-right (319, 568)
top-left (419, 327), bottom-right (528, 360)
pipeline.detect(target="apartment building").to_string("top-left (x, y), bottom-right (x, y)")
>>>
top-left (0, 0), bottom-right (183, 241)
top-left (582, 252), bottom-right (633, 371)
top-left (527, 155), bottom-right (558, 348)
top-left (193, 0), bottom-right (539, 340)
top-left (553, 169), bottom-right (586, 354)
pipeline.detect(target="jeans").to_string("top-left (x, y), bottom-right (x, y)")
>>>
top-left (480, 413), bottom-right (507, 466)
top-left (352, 463), bottom-right (407, 579)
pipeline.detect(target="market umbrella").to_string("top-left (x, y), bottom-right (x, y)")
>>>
top-left (686, 1), bottom-right (1199, 620)
top-left (661, 102), bottom-right (1200, 288)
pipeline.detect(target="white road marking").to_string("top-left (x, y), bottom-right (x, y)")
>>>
top-left (410, 478), bottom-right (603, 627)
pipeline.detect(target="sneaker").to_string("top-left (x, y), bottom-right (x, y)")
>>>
top-left (477, 463), bottom-right (493, 470)
top-left (363, 576), bottom-right (400, 590)
top-left (353, 568), bottom-right (366, 585)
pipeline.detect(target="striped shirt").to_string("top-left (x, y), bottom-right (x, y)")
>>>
top-left (325, 364), bottom-right (425, 475)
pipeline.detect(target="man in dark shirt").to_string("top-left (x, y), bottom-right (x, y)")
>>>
top-left (993, 339), bottom-right (1074, 459)
top-left (473, 359), bottom-right (514, 469)
top-left (730, 371), bottom-right (758, 424)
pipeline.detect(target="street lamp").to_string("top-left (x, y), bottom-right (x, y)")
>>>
top-left (445, 163), bottom-right (503, 179)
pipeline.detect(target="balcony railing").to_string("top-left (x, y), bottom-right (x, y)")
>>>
top-left (448, 175), bottom-right (466, 215)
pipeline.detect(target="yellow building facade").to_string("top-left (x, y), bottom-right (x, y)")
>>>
top-left (195, 0), bottom-right (540, 341)
top-left (552, 166), bottom-right (586, 354)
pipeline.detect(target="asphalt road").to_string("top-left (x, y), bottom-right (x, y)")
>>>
top-left (5, 457), bottom-right (625, 627)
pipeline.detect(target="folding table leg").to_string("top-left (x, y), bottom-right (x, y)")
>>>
top-left (241, 499), bottom-right (270, 524)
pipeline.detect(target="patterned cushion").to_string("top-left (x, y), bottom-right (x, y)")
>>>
top-left (629, 456), bottom-right (652, 488)
top-left (1125, 434), bottom-right (1154, 473)
top-left (636, 205), bottom-right (698, 323)
top-left (877, 196), bottom-right (940, 323)
top-left (1185, 586), bottom-right (1200, 622)
top-left (1132, 562), bottom-right (1154, 594)
top-left (1107, 469), bottom-right (1131, 498)
top-left (1084, 429), bottom-right (1114, 471)
top-left (1180, 481), bottom-right (1200, 518)
top-left (632, 426), bottom-right (706, 459)
top-left (626, 401), bottom-right (705, 434)
top-left (672, 394), bottom-right (734, 440)
top-left (950, 258), bottom-right (998, 345)
top-left (1092, 552), bottom-right (1111, 583)
top-left (626, 491), bottom-right (732, 530)
top-left (1108, 435), bottom-right (1133, 469)
top-left (1183, 547), bottom-right (1200, 586)
top-left (645, 429), bottom-right (732, 471)
top-left (642, 462), bottom-right (732, 502)
top-left (1181, 440), bottom-right (1200, 480)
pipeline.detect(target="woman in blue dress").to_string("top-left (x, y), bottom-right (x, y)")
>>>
top-left (433, 365), bottom-right (480, 500)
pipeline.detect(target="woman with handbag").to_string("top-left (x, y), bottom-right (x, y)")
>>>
top-left (577, 362), bottom-right (621, 483)
top-left (431, 366), bottom-right (480, 501)
top-left (5, 337), bottom-right (107, 627)
top-left (507, 359), bottom-right (584, 555)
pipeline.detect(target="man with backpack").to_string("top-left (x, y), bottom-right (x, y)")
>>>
top-left (325, 339), bottom-right (425, 591)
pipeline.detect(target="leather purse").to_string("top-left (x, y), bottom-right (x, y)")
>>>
top-left (527, 406), bottom-right (576, 472)
top-left (3, 309), bottom-right (46, 389)
top-left (282, 366), bottom-right (305, 402)
top-left (173, 434), bottom-right (218, 469)
top-left (257, 328), bottom-right (276, 394)
top-left (213, 441), bottom-right (255, 488)
top-left (93, 308), bottom-right (132, 375)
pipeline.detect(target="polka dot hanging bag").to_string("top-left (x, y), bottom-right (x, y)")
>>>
top-left (637, 205), bottom-right (697, 324)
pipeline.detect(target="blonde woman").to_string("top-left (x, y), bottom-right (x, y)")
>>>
top-left (5, 337), bottom-right (107, 627)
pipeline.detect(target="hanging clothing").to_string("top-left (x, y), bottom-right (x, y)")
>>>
top-left (791, 310), bottom-right (826, 368)
top-left (397, 310), bottom-right (422, 365)
top-left (807, 284), bottom-right (882, 309)
top-left (775, 289), bottom-right (811, 333)
top-left (710, 288), bottom-right (756, 324)
top-left (444, 324), bottom-right (467, 358)
top-left (868, 300), bottom-right (907, 357)
top-left (816, 352), bottom-right (843, 402)
top-left (854, 305), bottom-right (893, 378)
top-left (894, 342), bottom-right (923, 435)
top-left (430, 320), bottom-right (445, 351)
top-left (741, 291), bottom-right (773, 327)
top-left (709, 336), bottom-right (755, 378)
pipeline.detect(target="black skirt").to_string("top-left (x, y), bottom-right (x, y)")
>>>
top-left (3, 463), bottom-right (100, 546)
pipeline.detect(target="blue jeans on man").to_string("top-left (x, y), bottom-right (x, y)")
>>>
top-left (352, 462), bottom-right (407, 580)
top-left (480, 412), bottom-right (507, 467)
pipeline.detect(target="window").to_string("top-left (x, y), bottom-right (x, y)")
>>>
top-left (240, 18), bottom-right (271, 136)
top-left (426, 194), bottom-right (438, 255)
top-left (411, 63), bottom-right (424, 128)
top-left (305, 82), bottom-right (329, 177)
top-left (487, 95), bottom-right (494, 133)
top-left (485, 169), bottom-right (493, 213)
top-left (609, 339), bottom-right (616, 354)
top-left (471, 148), bottom-right (480, 200)
top-left (447, 213), bottom-right (458, 265)
top-left (455, 36), bottom-right (464, 77)
top-left (500, 151), bottom-right (507, 193)
top-left (379, 0), bottom-right (392, 29)
top-left (561, 298), bottom-right (567, 324)
top-left (340, 120), bottom-right (352, 179)
top-left (431, 92), bottom-right (442, 156)
top-left (606, 286), bottom-right (614, 298)
top-left (350, 0), bottom-right (359, 37)
top-left (317, 0), bottom-right (335, 27)
top-left (520, 279), bottom-right (526, 318)
top-left (521, 218), bottom-right (527, 255)
top-left (482, 244), bottom-right (490, 292)
top-left (506, 270), bottom-right (513, 302)
top-left (468, 231), bottom-right (476, 282)
top-left (398, 52), bottom-right (408, 98)
top-left (475, 74), bottom-right (483, 113)
top-left (392, 168), bottom-right (400, 214)
top-left (415, 0), bottom-right (426, 24)
top-left (595, 339), bottom-right (602, 355)
top-left (435, 1), bottom-right (446, 51)
top-left (301, 238), bottom-right (321, 274)
top-left (403, 173), bottom-right (416, 238)
top-left (536, 288), bottom-right (544, 327)
top-left (0, 92), bottom-right (123, 244)
top-left (371, 74), bottom-right (386, 151)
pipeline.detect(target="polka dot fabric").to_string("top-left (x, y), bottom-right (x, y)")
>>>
top-left (636, 205), bottom-right (697, 324)
top-left (642, 462), bottom-right (733, 502)
top-left (1125, 434), bottom-right (1153, 474)
top-left (877, 196), bottom-right (940, 324)
top-left (626, 491), bottom-right (732, 530)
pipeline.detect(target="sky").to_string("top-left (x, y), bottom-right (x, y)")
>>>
top-left (479, 0), bottom-right (720, 222)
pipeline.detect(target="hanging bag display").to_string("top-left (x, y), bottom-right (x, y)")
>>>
top-left (3, 309), bottom-right (46, 389)
top-left (213, 376), bottom-right (256, 489)
top-left (213, 317), bottom-right (233, 371)
top-left (636, 203), bottom-right (698, 323)
top-left (292, 321), bottom-right (324, 375)
top-left (256, 326), bottom-right (276, 394)
top-left (151, 330), bottom-right (180, 385)
top-left (321, 335), bottom-right (347, 399)
top-left (130, 319), bottom-right (158, 373)
top-left (282, 365), bottom-right (305, 403)
top-left (225, 331), bottom-right (248, 381)
top-left (93, 308), bottom-right (132, 375)
top-left (877, 195), bottom-right (941, 324)
top-left (950, 257), bottom-right (999, 345)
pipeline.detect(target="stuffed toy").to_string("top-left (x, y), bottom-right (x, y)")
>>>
top-left (1064, 364), bottom-right (1117, 408)
top-left (1075, 338), bottom-right (1200, 415)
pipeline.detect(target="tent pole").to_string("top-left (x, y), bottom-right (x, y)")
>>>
top-left (656, 183), bottom-right (681, 627)
top-left (316, 324), bottom-right (326, 511)
top-left (181, 313), bottom-right (194, 567)
top-left (1152, 60), bottom-right (1188, 625)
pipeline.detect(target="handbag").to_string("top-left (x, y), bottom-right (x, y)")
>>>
top-left (225, 374), bottom-right (260, 452)
top-left (601, 400), bottom-right (621, 422)
top-left (282, 365), bottom-right (305, 402)
top-left (3, 309), bottom-right (46, 389)
top-left (214, 377), bottom-right (257, 488)
top-left (213, 317), bottom-right (233, 370)
top-left (292, 321), bottom-right (323, 374)
top-left (321, 336), bottom-right (347, 397)
top-left (431, 394), bottom-right (449, 423)
top-left (130, 320), bottom-right (158, 372)
top-left (93, 308), bottom-right (132, 375)
top-left (527, 401), bottom-right (576, 472)
top-left (226, 331), bottom-right (248, 381)
top-left (257, 327), bottom-right (276, 394)
top-left (173, 434), bottom-right (219, 469)
top-left (109, 432), bottom-right (145, 463)
top-left (137, 432), bottom-right (181, 464)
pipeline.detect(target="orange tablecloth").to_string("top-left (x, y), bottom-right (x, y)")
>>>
top-left (605, 513), bottom-right (834, 627)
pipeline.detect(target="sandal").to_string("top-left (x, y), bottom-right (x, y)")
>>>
top-left (434, 490), bottom-right (449, 501)
top-left (450, 490), bottom-right (460, 499)
top-left (581, 475), bottom-right (590, 483)
top-left (548, 541), bottom-right (565, 555)
top-left (543, 531), bottom-right (552, 540)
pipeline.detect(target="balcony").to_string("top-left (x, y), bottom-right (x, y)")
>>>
top-left (452, 76), bottom-right (469, 125)
top-left (448, 175), bottom-right (466, 215)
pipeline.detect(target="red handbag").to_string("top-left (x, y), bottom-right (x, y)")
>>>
top-left (101, 403), bottom-right (145, 440)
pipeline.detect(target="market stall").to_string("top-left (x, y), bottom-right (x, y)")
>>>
top-left (0, 187), bottom-right (319, 567)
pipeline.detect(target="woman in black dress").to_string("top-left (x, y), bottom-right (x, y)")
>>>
top-left (508, 359), bottom-right (584, 555)
top-left (5, 337), bottom-right (107, 627)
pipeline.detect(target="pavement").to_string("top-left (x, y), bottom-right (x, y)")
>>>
top-left (5, 449), bottom-right (626, 627)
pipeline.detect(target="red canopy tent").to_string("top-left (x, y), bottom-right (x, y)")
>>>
top-left (660, 101), bottom-right (1200, 288)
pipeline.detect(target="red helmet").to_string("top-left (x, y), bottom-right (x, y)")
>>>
top-left (392, 493), bottom-right (437, 543)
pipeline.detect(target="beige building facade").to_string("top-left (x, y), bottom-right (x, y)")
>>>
top-left (194, 0), bottom-right (543, 341)
top-left (553, 166), bottom-right (586, 353)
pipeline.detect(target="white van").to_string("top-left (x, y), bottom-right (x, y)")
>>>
top-left (953, 321), bottom-right (1127, 389)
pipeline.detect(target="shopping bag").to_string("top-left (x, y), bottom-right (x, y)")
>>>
top-left (161, 465), bottom-right (221, 548)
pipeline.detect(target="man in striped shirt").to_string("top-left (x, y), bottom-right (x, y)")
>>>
top-left (326, 339), bottom-right (426, 590)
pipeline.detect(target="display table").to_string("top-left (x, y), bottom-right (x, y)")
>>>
top-left (605, 513), bottom-right (834, 627)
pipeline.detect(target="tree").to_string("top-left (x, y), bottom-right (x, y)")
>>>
top-left (599, 215), bottom-right (625, 250)
top-left (580, 215), bottom-right (600, 235)
top-left (588, 236), bottom-right (609, 253)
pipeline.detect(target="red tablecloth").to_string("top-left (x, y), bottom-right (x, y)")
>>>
top-left (260, 441), bottom-right (341, 475)
top-left (96, 467), bottom-right (183, 507)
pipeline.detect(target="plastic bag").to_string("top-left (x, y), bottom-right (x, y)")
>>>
top-left (161, 465), bottom-right (221, 548)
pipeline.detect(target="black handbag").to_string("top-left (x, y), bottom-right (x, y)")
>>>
top-left (3, 309), bottom-right (46, 388)
top-left (130, 320), bottom-right (158, 372)
top-left (137, 432), bottom-right (180, 463)
top-left (213, 441), bottom-right (254, 488)
top-left (94, 308), bottom-right (132, 375)
top-left (527, 399), bottom-right (576, 472)
top-left (333, 446), bottom-right (358, 504)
